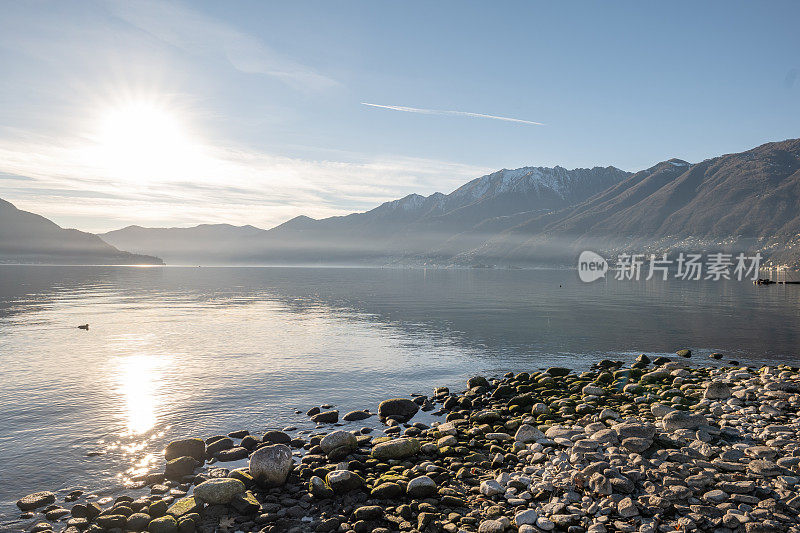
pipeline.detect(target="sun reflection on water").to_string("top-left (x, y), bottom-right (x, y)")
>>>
top-left (115, 353), bottom-right (163, 436)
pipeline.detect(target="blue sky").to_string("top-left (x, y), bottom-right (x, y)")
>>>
top-left (0, 1), bottom-right (798, 231)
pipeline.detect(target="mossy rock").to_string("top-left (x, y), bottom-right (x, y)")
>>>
top-left (596, 372), bottom-right (614, 384)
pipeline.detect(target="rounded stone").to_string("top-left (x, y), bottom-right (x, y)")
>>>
top-left (249, 444), bottom-right (293, 486)
top-left (478, 519), bottom-right (505, 533)
top-left (377, 398), bottom-right (419, 422)
top-left (326, 470), bottom-right (364, 493)
top-left (371, 438), bottom-right (420, 460)
top-left (705, 382), bottom-right (732, 400)
top-left (164, 438), bottom-right (205, 462)
top-left (309, 476), bottom-right (334, 499)
top-left (311, 410), bottom-right (339, 424)
top-left (192, 478), bottom-right (245, 505)
top-left (514, 424), bottom-right (545, 443)
top-left (406, 475), bottom-right (437, 498)
top-left (126, 513), bottom-right (151, 531)
top-left (537, 516), bottom-right (555, 531)
top-left (148, 515), bottom-right (178, 533)
top-left (343, 410), bottom-right (372, 421)
top-left (353, 505), bottom-right (383, 521)
top-left (16, 491), bottom-right (56, 511)
top-left (320, 430), bottom-right (358, 455)
top-left (663, 410), bottom-right (707, 431)
top-left (164, 456), bottom-right (197, 480)
top-left (262, 430), bottom-right (291, 444)
top-left (205, 437), bottom-right (234, 457)
top-left (515, 509), bottom-right (538, 526)
top-left (371, 482), bottom-right (403, 499)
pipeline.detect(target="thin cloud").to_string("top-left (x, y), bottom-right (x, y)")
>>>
top-left (109, 1), bottom-right (339, 92)
top-left (361, 103), bottom-right (544, 126)
top-left (0, 133), bottom-right (491, 232)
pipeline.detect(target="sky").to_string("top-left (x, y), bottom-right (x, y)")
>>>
top-left (0, 1), bottom-right (798, 232)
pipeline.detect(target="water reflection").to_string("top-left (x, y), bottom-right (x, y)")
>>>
top-left (1, 266), bottom-right (799, 528)
top-left (115, 353), bottom-right (163, 436)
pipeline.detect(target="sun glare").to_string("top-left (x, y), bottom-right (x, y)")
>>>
top-left (89, 100), bottom-right (200, 183)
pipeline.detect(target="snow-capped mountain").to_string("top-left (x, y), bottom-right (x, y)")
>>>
top-left (99, 165), bottom-right (630, 264)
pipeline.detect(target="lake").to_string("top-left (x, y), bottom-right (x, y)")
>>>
top-left (0, 265), bottom-right (798, 527)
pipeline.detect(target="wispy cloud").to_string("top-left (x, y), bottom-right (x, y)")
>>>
top-left (0, 133), bottom-right (491, 232)
top-left (108, 0), bottom-right (339, 92)
top-left (361, 103), bottom-right (544, 126)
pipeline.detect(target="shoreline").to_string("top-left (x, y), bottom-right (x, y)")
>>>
top-left (12, 353), bottom-right (800, 533)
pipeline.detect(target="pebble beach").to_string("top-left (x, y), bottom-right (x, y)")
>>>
top-left (14, 352), bottom-right (800, 533)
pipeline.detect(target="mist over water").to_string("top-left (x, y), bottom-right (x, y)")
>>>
top-left (1, 265), bottom-right (799, 527)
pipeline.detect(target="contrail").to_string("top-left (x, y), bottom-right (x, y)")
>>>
top-left (361, 102), bottom-right (544, 126)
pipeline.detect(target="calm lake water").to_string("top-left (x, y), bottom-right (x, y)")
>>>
top-left (1, 265), bottom-right (799, 527)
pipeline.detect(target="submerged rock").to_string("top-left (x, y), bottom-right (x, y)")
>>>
top-left (16, 491), bottom-right (56, 511)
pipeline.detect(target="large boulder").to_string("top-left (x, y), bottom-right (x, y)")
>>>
top-left (378, 398), bottom-right (419, 422)
top-left (164, 438), bottom-right (206, 462)
top-left (320, 430), bottom-right (358, 455)
top-left (371, 438), bottom-right (420, 460)
top-left (249, 444), bottom-right (293, 486)
top-left (193, 478), bottom-right (245, 505)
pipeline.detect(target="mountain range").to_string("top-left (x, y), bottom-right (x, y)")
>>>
top-left (3, 138), bottom-right (800, 268)
top-left (99, 165), bottom-right (629, 266)
top-left (0, 198), bottom-right (163, 265)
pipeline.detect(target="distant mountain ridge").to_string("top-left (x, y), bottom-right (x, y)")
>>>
top-left (0, 199), bottom-right (163, 265)
top-left (97, 138), bottom-right (800, 268)
top-left (460, 138), bottom-right (800, 267)
top-left (100, 165), bottom-right (630, 265)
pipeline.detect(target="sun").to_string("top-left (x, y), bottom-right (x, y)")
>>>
top-left (89, 100), bottom-right (199, 183)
